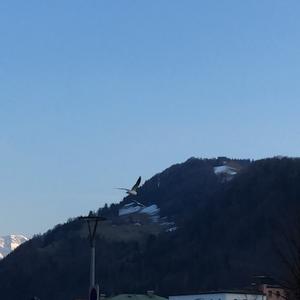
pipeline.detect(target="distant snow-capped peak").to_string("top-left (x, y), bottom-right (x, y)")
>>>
top-left (0, 235), bottom-right (28, 259)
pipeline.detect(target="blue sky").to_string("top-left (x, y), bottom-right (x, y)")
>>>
top-left (1, 1), bottom-right (300, 236)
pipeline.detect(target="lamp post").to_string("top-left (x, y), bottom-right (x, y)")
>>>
top-left (80, 212), bottom-right (106, 300)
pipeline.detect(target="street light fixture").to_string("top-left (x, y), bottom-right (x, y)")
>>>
top-left (80, 212), bottom-right (106, 300)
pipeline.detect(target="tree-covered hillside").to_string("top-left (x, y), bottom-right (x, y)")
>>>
top-left (0, 157), bottom-right (299, 300)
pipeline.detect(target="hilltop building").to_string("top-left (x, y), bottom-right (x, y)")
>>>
top-left (75, 291), bottom-right (167, 300)
top-left (258, 284), bottom-right (287, 300)
top-left (169, 291), bottom-right (266, 300)
top-left (108, 292), bottom-right (167, 300)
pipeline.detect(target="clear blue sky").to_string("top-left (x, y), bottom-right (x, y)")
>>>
top-left (1, 1), bottom-right (300, 236)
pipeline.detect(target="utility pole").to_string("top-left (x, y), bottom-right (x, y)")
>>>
top-left (80, 212), bottom-right (106, 300)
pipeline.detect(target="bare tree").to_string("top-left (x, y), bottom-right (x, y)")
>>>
top-left (275, 216), bottom-right (300, 300)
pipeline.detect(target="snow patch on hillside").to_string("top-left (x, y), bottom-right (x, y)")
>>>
top-left (119, 202), bottom-right (160, 222)
top-left (214, 165), bottom-right (238, 182)
top-left (119, 202), bottom-right (142, 216)
top-left (166, 226), bottom-right (177, 232)
top-left (118, 202), bottom-right (177, 230)
top-left (214, 165), bottom-right (237, 176)
top-left (140, 205), bottom-right (160, 222)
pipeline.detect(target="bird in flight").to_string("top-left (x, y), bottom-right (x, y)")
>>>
top-left (116, 176), bottom-right (141, 196)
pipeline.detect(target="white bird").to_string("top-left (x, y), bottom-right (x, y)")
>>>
top-left (116, 176), bottom-right (141, 196)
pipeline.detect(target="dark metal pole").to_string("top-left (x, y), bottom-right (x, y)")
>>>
top-left (90, 241), bottom-right (96, 288)
top-left (87, 218), bottom-right (98, 289)
top-left (81, 214), bottom-right (106, 298)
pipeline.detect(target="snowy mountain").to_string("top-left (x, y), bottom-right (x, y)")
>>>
top-left (0, 235), bottom-right (28, 259)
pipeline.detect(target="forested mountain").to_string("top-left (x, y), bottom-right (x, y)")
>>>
top-left (0, 157), bottom-right (299, 300)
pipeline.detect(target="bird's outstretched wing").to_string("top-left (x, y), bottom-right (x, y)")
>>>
top-left (131, 176), bottom-right (141, 191)
top-left (116, 188), bottom-right (130, 192)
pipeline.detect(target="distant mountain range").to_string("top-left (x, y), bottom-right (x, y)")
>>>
top-left (0, 157), bottom-right (299, 300)
top-left (0, 235), bottom-right (28, 259)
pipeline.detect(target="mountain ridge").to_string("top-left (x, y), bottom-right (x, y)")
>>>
top-left (0, 157), bottom-right (299, 300)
